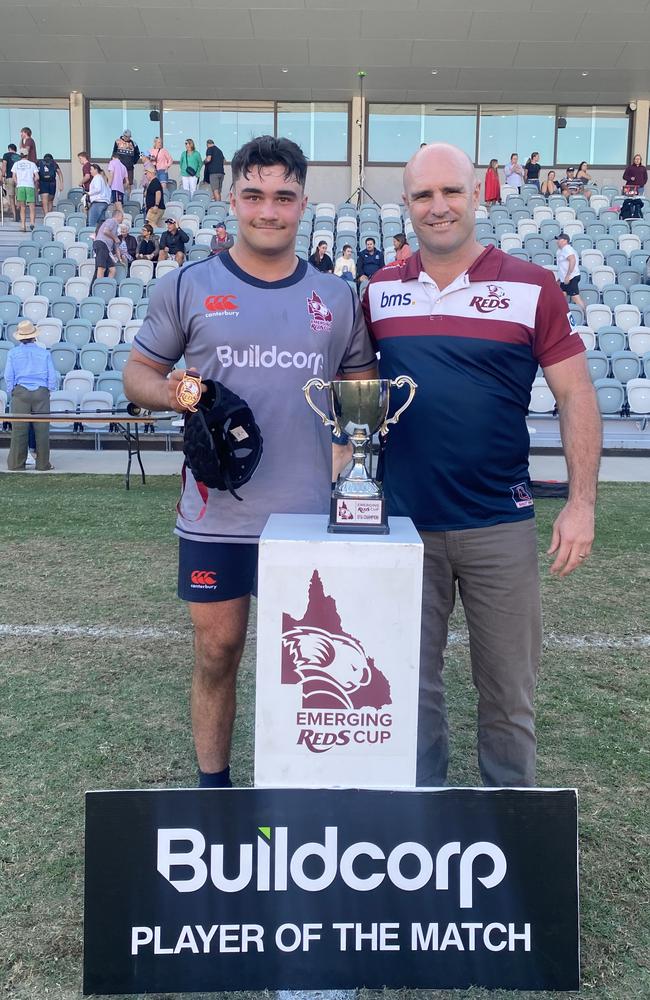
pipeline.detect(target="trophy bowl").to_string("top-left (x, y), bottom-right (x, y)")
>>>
top-left (303, 376), bottom-right (417, 533)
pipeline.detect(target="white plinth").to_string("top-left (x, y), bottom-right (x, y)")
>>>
top-left (254, 513), bottom-right (423, 789)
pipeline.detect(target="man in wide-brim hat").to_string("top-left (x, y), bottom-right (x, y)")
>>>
top-left (5, 320), bottom-right (58, 471)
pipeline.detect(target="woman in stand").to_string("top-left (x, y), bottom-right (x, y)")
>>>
top-left (504, 152), bottom-right (524, 191)
top-left (523, 152), bottom-right (541, 191)
top-left (179, 138), bottom-right (202, 197)
top-left (576, 161), bottom-right (593, 186)
top-left (309, 240), bottom-right (333, 273)
top-left (623, 154), bottom-right (647, 195)
top-left (87, 163), bottom-right (111, 227)
top-left (540, 170), bottom-right (560, 198)
top-left (334, 244), bottom-right (357, 284)
top-left (484, 159), bottom-right (501, 205)
top-left (149, 136), bottom-right (174, 189)
top-left (392, 232), bottom-right (412, 262)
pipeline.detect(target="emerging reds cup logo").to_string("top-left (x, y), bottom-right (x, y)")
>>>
top-left (281, 571), bottom-right (392, 753)
top-left (307, 291), bottom-right (333, 333)
top-left (469, 284), bottom-right (511, 314)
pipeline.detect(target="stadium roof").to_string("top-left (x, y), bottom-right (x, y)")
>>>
top-left (1, 0), bottom-right (650, 104)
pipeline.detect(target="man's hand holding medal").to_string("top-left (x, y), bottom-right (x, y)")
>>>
top-left (169, 368), bottom-right (204, 412)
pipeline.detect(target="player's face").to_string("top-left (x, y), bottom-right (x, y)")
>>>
top-left (230, 165), bottom-right (307, 259)
top-left (403, 148), bottom-right (480, 260)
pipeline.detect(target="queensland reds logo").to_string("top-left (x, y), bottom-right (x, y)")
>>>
top-left (204, 294), bottom-right (238, 312)
top-left (469, 283), bottom-right (511, 314)
top-left (281, 571), bottom-right (392, 754)
top-left (307, 291), bottom-right (333, 332)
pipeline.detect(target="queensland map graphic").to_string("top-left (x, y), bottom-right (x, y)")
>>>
top-left (281, 570), bottom-right (392, 711)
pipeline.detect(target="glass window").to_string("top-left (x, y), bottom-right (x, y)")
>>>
top-left (89, 101), bottom-right (160, 160)
top-left (162, 102), bottom-right (274, 162)
top-left (478, 105), bottom-right (555, 166)
top-left (277, 103), bottom-right (348, 162)
top-left (422, 106), bottom-right (477, 160)
top-left (368, 104), bottom-right (476, 163)
top-left (0, 99), bottom-right (70, 160)
top-left (556, 107), bottom-right (630, 166)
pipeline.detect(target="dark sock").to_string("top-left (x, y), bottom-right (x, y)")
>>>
top-left (198, 765), bottom-right (232, 788)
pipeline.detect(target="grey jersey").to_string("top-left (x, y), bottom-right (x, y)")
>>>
top-left (134, 252), bottom-right (375, 541)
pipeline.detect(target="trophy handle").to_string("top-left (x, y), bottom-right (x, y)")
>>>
top-left (303, 378), bottom-right (337, 429)
top-left (381, 376), bottom-right (417, 434)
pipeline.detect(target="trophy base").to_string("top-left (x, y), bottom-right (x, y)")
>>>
top-left (328, 495), bottom-right (389, 534)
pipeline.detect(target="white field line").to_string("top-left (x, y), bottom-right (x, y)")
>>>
top-left (1, 623), bottom-right (649, 649)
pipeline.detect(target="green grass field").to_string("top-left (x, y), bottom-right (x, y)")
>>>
top-left (1, 476), bottom-right (648, 1000)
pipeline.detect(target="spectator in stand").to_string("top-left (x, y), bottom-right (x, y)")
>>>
top-left (87, 163), bottom-right (112, 227)
top-left (180, 139), bottom-right (202, 197)
top-left (357, 236), bottom-right (385, 289)
top-left (143, 164), bottom-right (165, 226)
top-left (204, 139), bottom-right (225, 202)
top-left (484, 159), bottom-right (501, 205)
top-left (334, 243), bottom-right (356, 283)
top-left (5, 320), bottom-right (57, 472)
top-left (117, 222), bottom-right (137, 265)
top-left (623, 154), bottom-right (647, 195)
top-left (560, 166), bottom-right (591, 200)
top-left (36, 153), bottom-right (63, 216)
top-left (524, 152), bottom-right (541, 191)
top-left (1, 143), bottom-right (21, 221)
top-left (576, 162), bottom-right (593, 187)
top-left (111, 129), bottom-right (140, 195)
top-left (93, 206), bottom-right (123, 282)
top-left (504, 152), bottom-right (524, 191)
top-left (159, 217), bottom-right (190, 264)
top-left (540, 169), bottom-right (560, 198)
top-left (556, 233), bottom-right (585, 314)
top-left (11, 151), bottom-right (39, 231)
top-left (77, 151), bottom-right (92, 193)
top-left (19, 126), bottom-right (37, 163)
top-left (309, 239), bottom-right (333, 273)
top-left (107, 153), bottom-right (128, 204)
top-left (148, 136), bottom-right (173, 189)
top-left (210, 222), bottom-right (234, 256)
top-left (392, 232), bottom-right (412, 262)
top-left (136, 222), bottom-right (158, 261)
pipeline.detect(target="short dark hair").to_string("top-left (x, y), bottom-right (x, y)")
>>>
top-left (365, 236), bottom-right (375, 244)
top-left (342, 244), bottom-right (352, 252)
top-left (142, 222), bottom-right (153, 234)
top-left (231, 135), bottom-right (308, 188)
top-left (8, 143), bottom-right (16, 152)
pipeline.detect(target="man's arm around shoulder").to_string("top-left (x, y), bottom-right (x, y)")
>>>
top-left (544, 353), bottom-right (602, 577)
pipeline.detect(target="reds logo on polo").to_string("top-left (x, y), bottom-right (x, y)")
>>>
top-left (469, 284), bottom-right (511, 314)
top-left (307, 291), bottom-right (333, 333)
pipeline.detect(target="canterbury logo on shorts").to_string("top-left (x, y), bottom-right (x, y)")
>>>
top-left (190, 570), bottom-right (217, 587)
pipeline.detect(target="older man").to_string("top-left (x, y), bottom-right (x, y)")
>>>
top-left (6, 320), bottom-right (58, 472)
top-left (362, 142), bottom-right (601, 788)
top-left (158, 217), bottom-right (190, 265)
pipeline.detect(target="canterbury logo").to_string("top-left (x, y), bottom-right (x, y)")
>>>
top-left (205, 295), bottom-right (237, 312)
top-left (191, 570), bottom-right (217, 586)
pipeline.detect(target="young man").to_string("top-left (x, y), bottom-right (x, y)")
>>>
top-left (362, 143), bottom-right (601, 788)
top-left (11, 151), bottom-right (39, 231)
top-left (143, 164), bottom-right (165, 226)
top-left (556, 233), bottom-right (586, 314)
top-left (123, 136), bottom-right (376, 788)
top-left (136, 222), bottom-right (158, 261)
top-left (357, 236), bottom-right (384, 289)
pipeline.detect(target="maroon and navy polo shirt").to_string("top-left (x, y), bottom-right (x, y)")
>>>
top-left (362, 245), bottom-right (585, 531)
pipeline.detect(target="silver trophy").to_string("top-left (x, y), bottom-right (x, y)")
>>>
top-left (303, 376), bottom-right (417, 533)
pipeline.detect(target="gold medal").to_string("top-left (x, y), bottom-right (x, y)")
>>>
top-left (175, 369), bottom-right (202, 412)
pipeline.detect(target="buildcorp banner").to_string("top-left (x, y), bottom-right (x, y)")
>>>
top-left (83, 787), bottom-right (579, 995)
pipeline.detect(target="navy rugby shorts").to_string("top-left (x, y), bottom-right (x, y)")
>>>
top-left (178, 537), bottom-right (258, 602)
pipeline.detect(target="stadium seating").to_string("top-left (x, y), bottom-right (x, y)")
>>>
top-left (593, 377), bottom-right (625, 414)
top-left (63, 319), bottom-right (93, 349)
top-left (626, 378), bottom-right (650, 414)
top-left (93, 320), bottom-right (122, 349)
top-left (63, 369), bottom-right (94, 403)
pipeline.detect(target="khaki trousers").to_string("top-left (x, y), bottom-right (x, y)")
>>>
top-left (417, 519), bottom-right (542, 788)
top-left (7, 385), bottom-right (51, 470)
